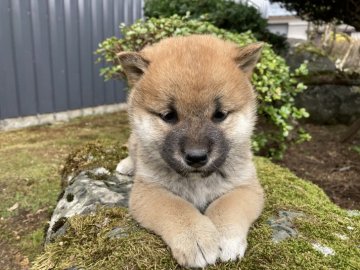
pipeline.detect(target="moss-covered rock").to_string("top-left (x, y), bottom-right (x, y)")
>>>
top-left (33, 144), bottom-right (359, 270)
top-left (60, 141), bottom-right (128, 188)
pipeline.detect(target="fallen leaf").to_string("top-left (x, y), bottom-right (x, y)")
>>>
top-left (20, 256), bottom-right (29, 270)
top-left (7, 202), bottom-right (19, 212)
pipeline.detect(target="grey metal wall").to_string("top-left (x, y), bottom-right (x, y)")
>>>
top-left (0, 0), bottom-right (143, 120)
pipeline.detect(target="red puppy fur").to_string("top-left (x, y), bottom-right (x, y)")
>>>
top-left (116, 35), bottom-right (264, 268)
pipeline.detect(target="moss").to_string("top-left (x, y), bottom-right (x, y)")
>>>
top-left (32, 155), bottom-right (360, 270)
top-left (60, 141), bottom-right (128, 188)
top-left (295, 42), bottom-right (327, 58)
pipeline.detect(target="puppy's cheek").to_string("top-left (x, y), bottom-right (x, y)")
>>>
top-left (133, 115), bottom-right (165, 144)
top-left (225, 112), bottom-right (255, 143)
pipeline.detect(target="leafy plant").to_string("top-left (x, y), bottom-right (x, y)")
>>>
top-left (144, 0), bottom-right (288, 53)
top-left (352, 145), bottom-right (360, 156)
top-left (95, 15), bottom-right (309, 158)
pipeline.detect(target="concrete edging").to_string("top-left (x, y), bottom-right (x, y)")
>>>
top-left (0, 103), bottom-right (128, 131)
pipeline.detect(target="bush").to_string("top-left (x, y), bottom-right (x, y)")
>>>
top-left (96, 15), bottom-right (309, 159)
top-left (144, 0), bottom-right (288, 53)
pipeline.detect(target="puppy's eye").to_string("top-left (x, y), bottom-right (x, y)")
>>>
top-left (160, 110), bottom-right (178, 124)
top-left (212, 110), bottom-right (228, 123)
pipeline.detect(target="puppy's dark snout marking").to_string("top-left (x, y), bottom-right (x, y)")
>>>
top-left (184, 148), bottom-right (208, 168)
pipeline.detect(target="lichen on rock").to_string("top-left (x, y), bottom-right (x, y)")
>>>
top-left (33, 143), bottom-right (360, 270)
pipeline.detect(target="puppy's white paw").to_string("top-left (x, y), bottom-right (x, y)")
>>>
top-left (170, 218), bottom-right (220, 268)
top-left (116, 156), bottom-right (134, 176)
top-left (219, 235), bottom-right (247, 262)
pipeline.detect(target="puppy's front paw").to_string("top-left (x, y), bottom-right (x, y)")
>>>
top-left (218, 233), bottom-right (247, 262)
top-left (170, 218), bottom-right (220, 268)
top-left (116, 156), bottom-right (134, 176)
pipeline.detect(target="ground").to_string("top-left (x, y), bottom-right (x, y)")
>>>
top-left (0, 111), bottom-right (359, 269)
top-left (277, 123), bottom-right (360, 210)
top-left (32, 156), bottom-right (360, 270)
top-left (0, 112), bottom-right (130, 270)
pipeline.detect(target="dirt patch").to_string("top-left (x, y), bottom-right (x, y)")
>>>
top-left (0, 242), bottom-right (28, 270)
top-left (4, 208), bottom-right (49, 238)
top-left (0, 208), bottom-right (49, 270)
top-left (276, 123), bottom-right (360, 209)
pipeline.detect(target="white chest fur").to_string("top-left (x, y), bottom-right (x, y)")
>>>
top-left (135, 154), bottom-right (256, 212)
top-left (163, 173), bottom-right (235, 211)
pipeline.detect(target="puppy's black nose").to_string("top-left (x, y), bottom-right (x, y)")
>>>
top-left (185, 149), bottom-right (208, 168)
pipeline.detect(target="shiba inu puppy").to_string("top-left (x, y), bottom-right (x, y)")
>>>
top-left (116, 35), bottom-right (264, 268)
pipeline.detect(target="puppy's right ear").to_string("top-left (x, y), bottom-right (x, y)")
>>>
top-left (235, 42), bottom-right (263, 78)
top-left (117, 52), bottom-right (149, 86)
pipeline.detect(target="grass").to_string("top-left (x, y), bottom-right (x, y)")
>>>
top-left (31, 152), bottom-right (360, 270)
top-left (1, 111), bottom-right (359, 269)
top-left (352, 145), bottom-right (360, 156)
top-left (0, 111), bottom-right (130, 269)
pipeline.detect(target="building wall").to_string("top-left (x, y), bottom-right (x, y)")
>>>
top-left (268, 16), bottom-right (308, 40)
top-left (267, 2), bottom-right (308, 40)
top-left (0, 0), bottom-right (143, 121)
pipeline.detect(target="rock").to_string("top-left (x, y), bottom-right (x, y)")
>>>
top-left (45, 168), bottom-right (132, 243)
top-left (60, 141), bottom-right (128, 188)
top-left (312, 243), bottom-right (335, 256)
top-left (268, 211), bottom-right (304, 243)
top-left (286, 45), bottom-right (336, 74)
top-left (106, 227), bottom-right (130, 239)
top-left (296, 85), bottom-right (360, 124)
top-left (286, 42), bottom-right (360, 124)
top-left (33, 143), bottom-right (360, 270)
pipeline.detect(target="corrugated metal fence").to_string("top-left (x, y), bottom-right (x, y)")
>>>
top-left (0, 0), bottom-right (143, 121)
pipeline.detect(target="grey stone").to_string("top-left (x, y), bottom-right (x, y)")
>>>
top-left (45, 170), bottom-right (133, 244)
top-left (285, 43), bottom-right (360, 125)
top-left (347, 210), bottom-right (360, 217)
top-left (286, 48), bottom-right (336, 74)
top-left (106, 227), bottom-right (130, 239)
top-left (268, 211), bottom-right (304, 243)
top-left (296, 85), bottom-right (360, 124)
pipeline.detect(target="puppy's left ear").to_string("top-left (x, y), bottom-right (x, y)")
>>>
top-left (235, 42), bottom-right (263, 78)
top-left (117, 52), bottom-right (149, 86)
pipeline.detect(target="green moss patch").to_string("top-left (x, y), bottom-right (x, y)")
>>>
top-left (32, 156), bottom-right (360, 270)
top-left (60, 141), bottom-right (128, 188)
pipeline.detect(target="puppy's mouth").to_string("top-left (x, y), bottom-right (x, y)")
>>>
top-left (194, 168), bottom-right (227, 178)
top-left (188, 169), bottom-right (210, 177)
top-left (160, 146), bottom-right (229, 178)
top-left (176, 161), bottom-right (227, 178)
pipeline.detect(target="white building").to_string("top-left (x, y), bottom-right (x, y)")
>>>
top-left (234, 1), bottom-right (308, 40)
top-left (264, 1), bottom-right (360, 40)
top-left (266, 2), bottom-right (309, 40)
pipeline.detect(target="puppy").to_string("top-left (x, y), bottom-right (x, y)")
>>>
top-left (116, 35), bottom-right (264, 268)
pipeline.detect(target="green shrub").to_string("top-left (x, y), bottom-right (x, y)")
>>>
top-left (144, 0), bottom-right (288, 53)
top-left (95, 15), bottom-right (309, 159)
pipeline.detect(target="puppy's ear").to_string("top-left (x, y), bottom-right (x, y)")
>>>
top-left (235, 42), bottom-right (263, 78)
top-left (117, 52), bottom-right (149, 86)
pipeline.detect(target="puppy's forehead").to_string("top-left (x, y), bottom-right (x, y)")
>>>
top-left (136, 35), bottom-right (253, 109)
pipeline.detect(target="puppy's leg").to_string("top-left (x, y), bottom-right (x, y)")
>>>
top-left (116, 156), bottom-right (134, 176)
top-left (205, 182), bottom-right (264, 262)
top-left (130, 181), bottom-right (220, 268)
top-left (116, 134), bottom-right (136, 176)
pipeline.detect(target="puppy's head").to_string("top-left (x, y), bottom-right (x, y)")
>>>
top-left (118, 35), bottom-right (262, 177)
